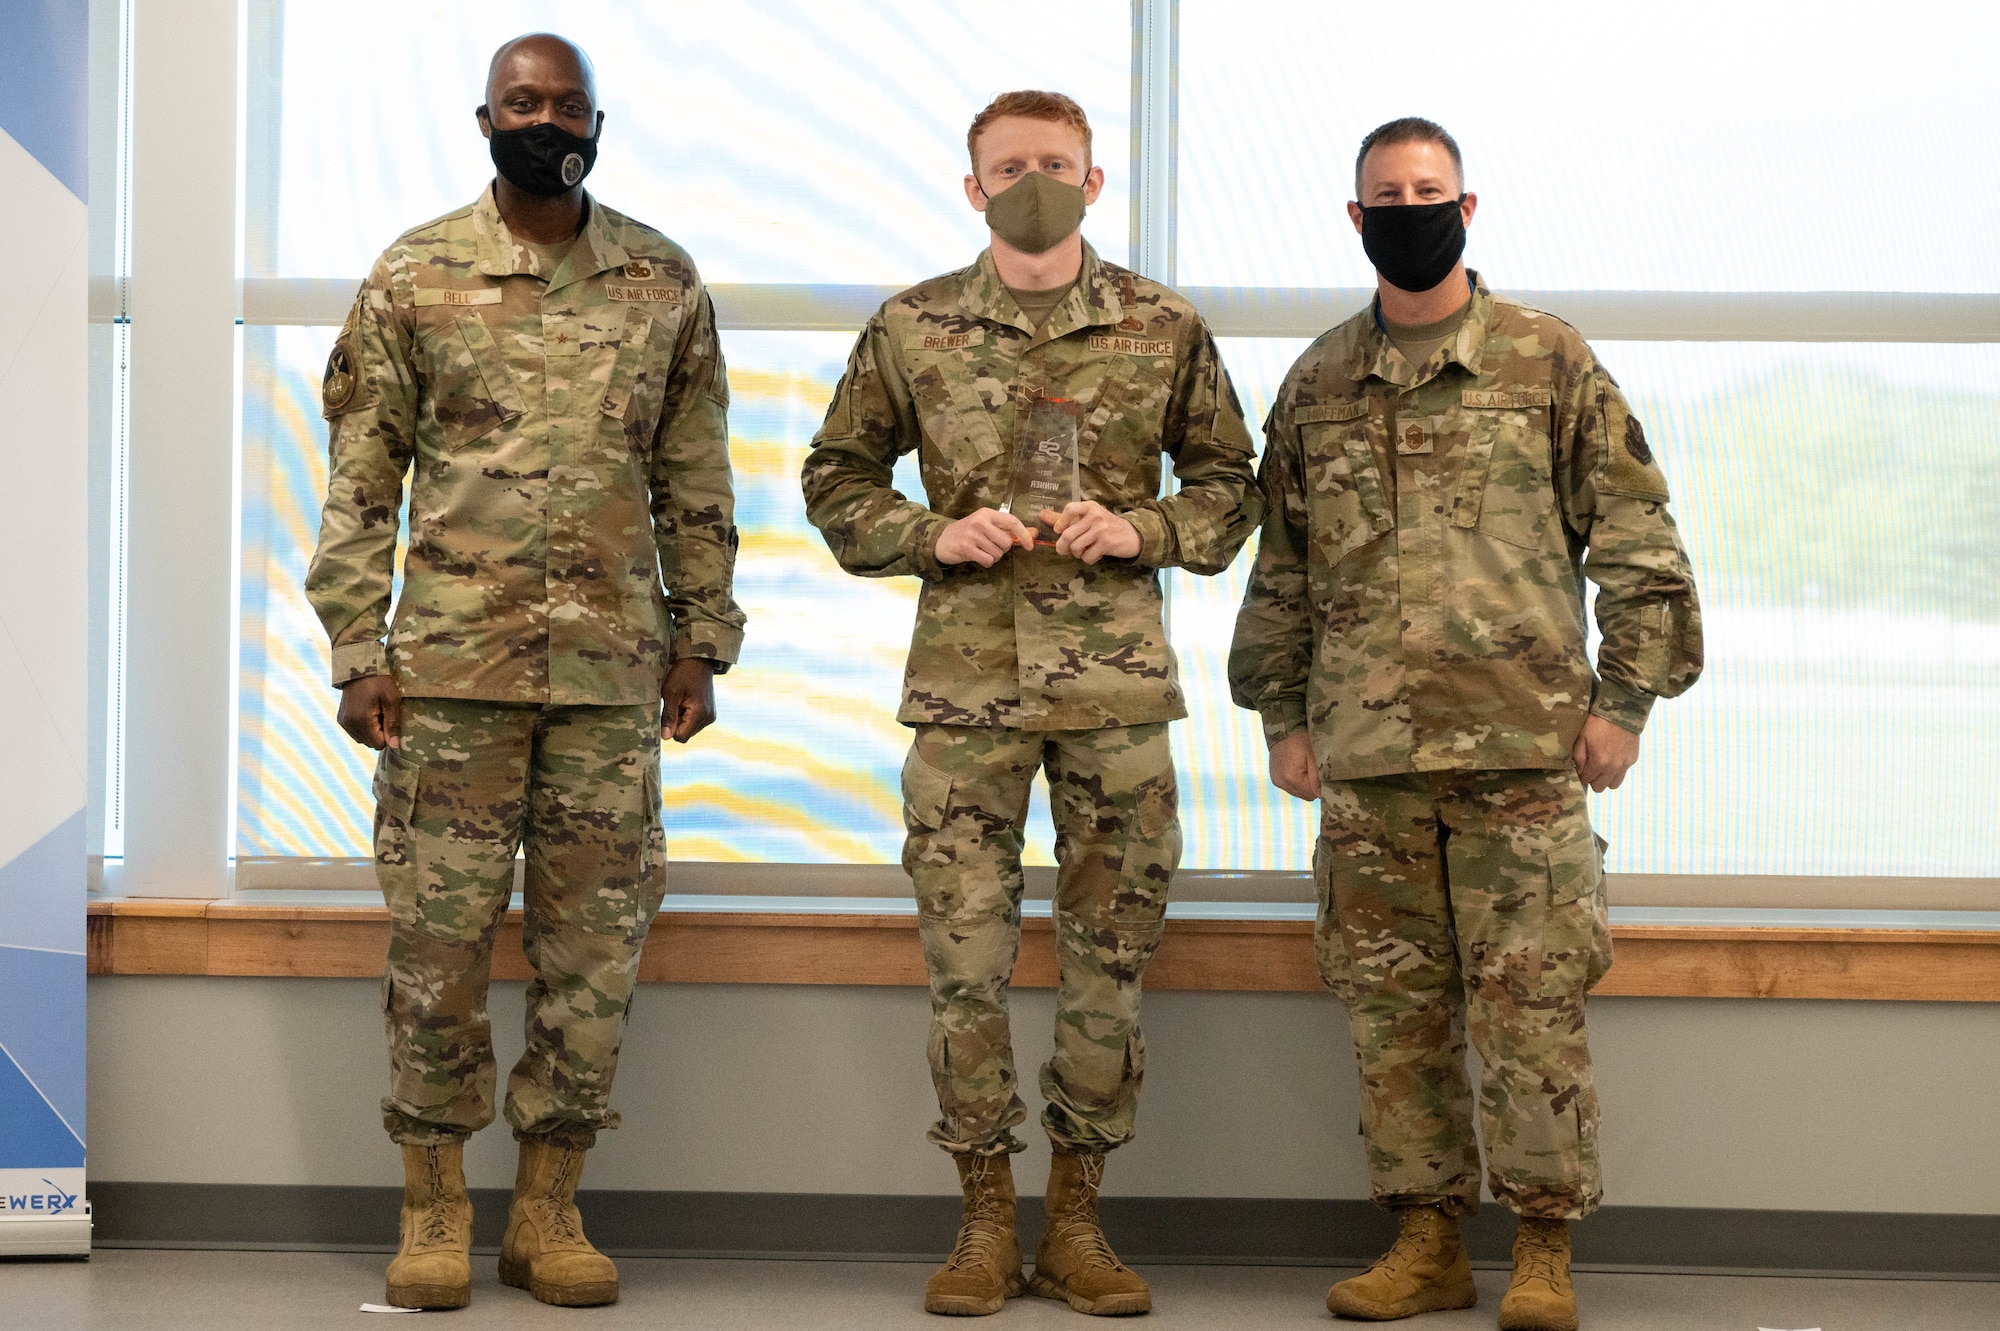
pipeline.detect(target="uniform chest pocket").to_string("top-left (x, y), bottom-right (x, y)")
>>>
top-left (908, 356), bottom-right (1007, 487)
top-left (596, 308), bottom-right (664, 425)
top-left (1302, 421), bottom-right (1393, 564)
top-left (1078, 357), bottom-right (1171, 502)
top-left (1453, 411), bottom-right (1556, 549)
top-left (426, 313), bottom-right (526, 450)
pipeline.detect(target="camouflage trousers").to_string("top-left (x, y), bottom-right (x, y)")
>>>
top-left (372, 698), bottom-right (666, 1150)
top-left (1315, 768), bottom-right (1612, 1220)
top-left (902, 723), bottom-right (1180, 1158)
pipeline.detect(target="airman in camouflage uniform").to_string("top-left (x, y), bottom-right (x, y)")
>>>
top-left (803, 91), bottom-right (1259, 1317)
top-left (305, 34), bottom-right (743, 1311)
top-left (1229, 119), bottom-right (1700, 1327)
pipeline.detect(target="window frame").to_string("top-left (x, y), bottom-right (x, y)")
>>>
top-left (87, 0), bottom-right (2000, 914)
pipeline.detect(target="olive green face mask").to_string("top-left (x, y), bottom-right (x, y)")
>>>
top-left (981, 171), bottom-right (1087, 254)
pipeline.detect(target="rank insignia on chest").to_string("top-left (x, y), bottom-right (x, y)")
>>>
top-left (1398, 421), bottom-right (1433, 455)
top-left (622, 260), bottom-right (654, 281)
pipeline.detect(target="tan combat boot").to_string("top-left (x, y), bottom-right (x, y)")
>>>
top-left (1499, 1217), bottom-right (1578, 1331)
top-left (385, 1140), bottom-right (473, 1309)
top-left (498, 1137), bottom-right (619, 1307)
top-left (1028, 1149), bottom-right (1151, 1316)
top-left (924, 1152), bottom-right (1026, 1316)
top-left (1325, 1204), bottom-right (1476, 1320)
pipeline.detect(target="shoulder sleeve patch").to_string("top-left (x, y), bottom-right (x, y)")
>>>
top-left (1600, 403), bottom-right (1670, 500)
top-left (321, 290), bottom-right (384, 421)
top-left (321, 297), bottom-right (365, 420)
top-left (321, 339), bottom-right (357, 418)
top-left (1622, 415), bottom-right (1654, 466)
top-left (1296, 400), bottom-right (1369, 425)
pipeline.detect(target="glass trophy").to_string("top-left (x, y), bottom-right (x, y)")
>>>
top-left (1008, 395), bottom-right (1081, 548)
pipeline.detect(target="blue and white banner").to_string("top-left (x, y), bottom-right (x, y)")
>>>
top-left (0, 0), bottom-right (91, 1256)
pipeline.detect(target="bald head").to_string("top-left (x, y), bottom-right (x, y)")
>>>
top-left (479, 33), bottom-right (600, 147)
top-left (487, 34), bottom-right (595, 106)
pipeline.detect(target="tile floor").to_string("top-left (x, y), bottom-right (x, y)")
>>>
top-left (4, 1249), bottom-right (1996, 1330)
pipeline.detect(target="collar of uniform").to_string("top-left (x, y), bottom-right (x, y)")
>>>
top-left (958, 240), bottom-right (1124, 338)
top-left (469, 186), bottom-right (630, 285)
top-left (1347, 269), bottom-right (1495, 388)
top-left (564, 196), bottom-right (631, 287)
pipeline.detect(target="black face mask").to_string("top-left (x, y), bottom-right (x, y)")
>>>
top-left (1359, 198), bottom-right (1467, 294)
top-left (483, 114), bottom-right (599, 198)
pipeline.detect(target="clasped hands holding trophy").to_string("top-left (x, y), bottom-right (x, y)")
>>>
top-left (934, 395), bottom-right (1142, 568)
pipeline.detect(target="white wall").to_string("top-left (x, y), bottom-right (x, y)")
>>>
top-left (87, 978), bottom-right (2000, 1215)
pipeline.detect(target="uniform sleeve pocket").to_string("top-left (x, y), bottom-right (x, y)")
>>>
top-left (901, 749), bottom-right (954, 833)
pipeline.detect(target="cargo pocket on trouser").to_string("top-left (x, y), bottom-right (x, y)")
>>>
top-left (371, 744), bottom-right (421, 911)
top-left (1311, 839), bottom-right (1361, 1006)
top-left (1541, 825), bottom-right (1613, 998)
top-left (1079, 756), bottom-right (1175, 991)
top-left (1039, 733), bottom-right (1177, 1152)
top-left (900, 742), bottom-right (957, 900)
top-left (638, 760), bottom-right (669, 919)
top-left (904, 740), bottom-right (1032, 1156)
top-left (901, 744), bottom-right (952, 832)
top-left (1472, 821), bottom-right (1607, 1219)
top-left (1114, 767), bottom-right (1179, 922)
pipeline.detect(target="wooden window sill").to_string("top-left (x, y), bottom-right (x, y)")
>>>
top-left (85, 899), bottom-right (2000, 1001)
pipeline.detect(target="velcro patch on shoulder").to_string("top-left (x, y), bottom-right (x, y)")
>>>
top-left (605, 284), bottom-right (681, 303)
top-left (1604, 414), bottom-right (1671, 500)
top-left (321, 317), bottom-right (365, 419)
top-left (1296, 400), bottom-right (1369, 424)
top-left (1087, 334), bottom-right (1174, 357)
top-left (412, 286), bottom-right (502, 307)
top-left (904, 330), bottom-right (984, 351)
top-left (1462, 388), bottom-right (1552, 410)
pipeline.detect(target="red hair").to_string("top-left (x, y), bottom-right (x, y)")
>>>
top-left (967, 90), bottom-right (1093, 172)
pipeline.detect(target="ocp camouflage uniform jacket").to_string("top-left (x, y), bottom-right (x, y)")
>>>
top-left (1229, 272), bottom-right (1702, 781)
top-left (306, 188), bottom-right (745, 704)
top-left (802, 244), bottom-right (1261, 731)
